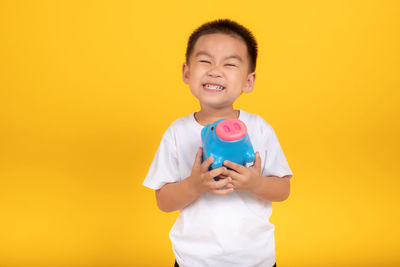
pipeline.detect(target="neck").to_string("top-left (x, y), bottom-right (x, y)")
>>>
top-left (195, 106), bottom-right (239, 126)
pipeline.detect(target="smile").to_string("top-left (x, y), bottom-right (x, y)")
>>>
top-left (203, 83), bottom-right (225, 91)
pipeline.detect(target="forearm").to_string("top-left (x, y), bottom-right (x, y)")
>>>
top-left (250, 176), bottom-right (291, 202)
top-left (155, 176), bottom-right (200, 212)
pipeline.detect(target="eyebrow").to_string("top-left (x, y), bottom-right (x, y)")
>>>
top-left (195, 51), bottom-right (243, 62)
top-left (224, 55), bottom-right (243, 62)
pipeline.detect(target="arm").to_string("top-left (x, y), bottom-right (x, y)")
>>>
top-left (250, 175), bottom-right (290, 202)
top-left (155, 148), bottom-right (233, 212)
top-left (224, 152), bottom-right (291, 202)
top-left (155, 176), bottom-right (199, 213)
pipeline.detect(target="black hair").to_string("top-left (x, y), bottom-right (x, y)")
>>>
top-left (185, 19), bottom-right (258, 72)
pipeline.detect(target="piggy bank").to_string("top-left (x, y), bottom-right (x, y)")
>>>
top-left (201, 119), bottom-right (255, 170)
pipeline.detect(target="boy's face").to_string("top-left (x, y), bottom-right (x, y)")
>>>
top-left (182, 33), bottom-right (256, 110)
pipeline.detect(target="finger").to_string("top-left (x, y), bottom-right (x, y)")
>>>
top-left (225, 169), bottom-right (242, 180)
top-left (192, 147), bottom-right (203, 169)
top-left (223, 160), bottom-right (246, 173)
top-left (217, 168), bottom-right (230, 179)
top-left (250, 152), bottom-right (261, 174)
top-left (228, 179), bottom-right (238, 187)
top-left (253, 152), bottom-right (261, 172)
top-left (217, 174), bottom-right (229, 179)
top-left (208, 167), bottom-right (227, 179)
top-left (213, 176), bottom-right (232, 189)
top-left (200, 155), bottom-right (214, 173)
top-left (225, 183), bottom-right (234, 189)
top-left (211, 188), bottom-right (234, 195)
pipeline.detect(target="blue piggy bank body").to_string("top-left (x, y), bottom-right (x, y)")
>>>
top-left (201, 119), bottom-right (255, 169)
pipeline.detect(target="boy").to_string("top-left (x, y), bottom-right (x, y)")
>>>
top-left (143, 19), bottom-right (293, 267)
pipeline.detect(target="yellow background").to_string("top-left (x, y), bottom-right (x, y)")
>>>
top-left (1, 1), bottom-right (399, 266)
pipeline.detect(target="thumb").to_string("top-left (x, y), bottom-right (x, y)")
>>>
top-left (193, 147), bottom-right (203, 170)
top-left (253, 152), bottom-right (261, 173)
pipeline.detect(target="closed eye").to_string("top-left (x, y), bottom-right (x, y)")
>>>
top-left (225, 63), bottom-right (237, 67)
top-left (199, 60), bottom-right (211, 64)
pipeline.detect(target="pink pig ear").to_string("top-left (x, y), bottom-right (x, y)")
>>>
top-left (216, 119), bottom-right (247, 141)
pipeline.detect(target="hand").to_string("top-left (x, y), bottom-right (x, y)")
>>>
top-left (223, 152), bottom-right (262, 192)
top-left (188, 147), bottom-right (234, 196)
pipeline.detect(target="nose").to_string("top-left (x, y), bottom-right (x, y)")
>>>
top-left (216, 119), bottom-right (247, 141)
top-left (207, 66), bottom-right (223, 78)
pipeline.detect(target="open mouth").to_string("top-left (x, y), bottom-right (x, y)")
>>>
top-left (203, 83), bottom-right (225, 92)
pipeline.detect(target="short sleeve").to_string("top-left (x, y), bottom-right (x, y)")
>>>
top-left (261, 127), bottom-right (293, 179)
top-left (142, 130), bottom-right (180, 190)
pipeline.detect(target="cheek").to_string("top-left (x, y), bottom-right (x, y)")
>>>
top-left (190, 69), bottom-right (207, 84)
top-left (227, 72), bottom-right (246, 86)
top-left (188, 65), bottom-right (198, 77)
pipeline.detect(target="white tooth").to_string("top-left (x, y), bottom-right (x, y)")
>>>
top-left (205, 84), bottom-right (223, 90)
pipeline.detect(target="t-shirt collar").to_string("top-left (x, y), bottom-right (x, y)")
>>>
top-left (191, 109), bottom-right (243, 130)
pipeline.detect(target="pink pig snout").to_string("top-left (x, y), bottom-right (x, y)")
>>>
top-left (216, 119), bottom-right (247, 141)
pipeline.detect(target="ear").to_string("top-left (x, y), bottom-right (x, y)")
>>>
top-left (182, 62), bottom-right (190, 84)
top-left (242, 72), bottom-right (256, 93)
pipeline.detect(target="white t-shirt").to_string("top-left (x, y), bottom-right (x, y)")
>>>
top-left (143, 110), bottom-right (293, 267)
